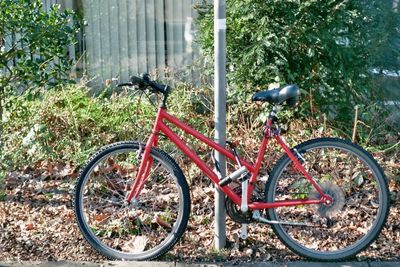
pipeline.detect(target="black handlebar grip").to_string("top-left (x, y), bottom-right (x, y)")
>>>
top-left (117, 82), bottom-right (134, 87)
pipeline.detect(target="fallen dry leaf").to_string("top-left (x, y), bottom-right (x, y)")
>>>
top-left (0, 150), bottom-right (399, 263)
top-left (25, 222), bottom-right (34, 231)
top-left (153, 216), bottom-right (172, 229)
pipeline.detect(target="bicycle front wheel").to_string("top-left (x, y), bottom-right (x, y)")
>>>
top-left (74, 141), bottom-right (190, 261)
top-left (266, 138), bottom-right (389, 261)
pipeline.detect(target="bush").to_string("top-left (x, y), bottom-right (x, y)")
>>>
top-left (0, 0), bottom-right (77, 91)
top-left (0, 0), bottom-right (78, 154)
top-left (196, 0), bottom-right (399, 125)
top-left (0, 82), bottom-right (212, 173)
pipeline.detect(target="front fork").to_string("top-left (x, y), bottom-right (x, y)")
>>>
top-left (126, 109), bottom-right (166, 204)
top-left (126, 140), bottom-right (155, 204)
top-left (126, 133), bottom-right (161, 204)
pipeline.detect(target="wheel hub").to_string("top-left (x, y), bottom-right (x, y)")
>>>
top-left (309, 181), bottom-right (345, 217)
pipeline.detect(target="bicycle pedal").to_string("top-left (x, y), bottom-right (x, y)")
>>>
top-left (240, 223), bottom-right (248, 239)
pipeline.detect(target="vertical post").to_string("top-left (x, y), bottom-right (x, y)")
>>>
top-left (214, 0), bottom-right (226, 250)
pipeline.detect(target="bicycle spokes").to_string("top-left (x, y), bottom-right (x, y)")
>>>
top-left (266, 139), bottom-right (388, 259)
top-left (76, 143), bottom-right (189, 260)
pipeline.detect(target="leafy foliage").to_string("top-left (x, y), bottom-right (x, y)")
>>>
top-left (196, 0), bottom-right (399, 123)
top-left (0, 0), bottom-right (78, 182)
top-left (0, 82), bottom-right (211, 173)
top-left (1, 85), bottom-right (155, 170)
top-left (0, 0), bottom-right (77, 91)
top-left (0, 0), bottom-right (78, 158)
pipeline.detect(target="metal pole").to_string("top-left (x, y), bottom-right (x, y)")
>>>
top-left (214, 0), bottom-right (226, 250)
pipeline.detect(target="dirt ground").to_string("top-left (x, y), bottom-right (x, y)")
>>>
top-left (0, 154), bottom-right (399, 263)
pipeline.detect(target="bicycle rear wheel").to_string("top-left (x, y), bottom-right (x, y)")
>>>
top-left (74, 141), bottom-right (190, 260)
top-left (265, 138), bottom-right (389, 261)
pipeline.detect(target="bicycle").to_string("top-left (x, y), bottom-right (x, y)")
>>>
top-left (74, 73), bottom-right (389, 261)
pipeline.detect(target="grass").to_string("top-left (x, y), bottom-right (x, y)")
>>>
top-left (0, 81), bottom-right (398, 188)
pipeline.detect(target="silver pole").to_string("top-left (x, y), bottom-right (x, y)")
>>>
top-left (214, 0), bottom-right (226, 250)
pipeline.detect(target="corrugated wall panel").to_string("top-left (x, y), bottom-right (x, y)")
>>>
top-left (109, 0), bottom-right (120, 79)
top-left (136, 0), bottom-right (147, 72)
top-left (118, 0), bottom-right (130, 83)
top-left (99, 0), bottom-right (111, 81)
top-left (155, 0), bottom-right (166, 79)
top-left (87, 0), bottom-right (103, 86)
top-left (173, 0), bottom-right (184, 68)
top-left (146, 0), bottom-right (157, 73)
top-left (127, 0), bottom-right (139, 78)
top-left (82, 0), bottom-right (200, 89)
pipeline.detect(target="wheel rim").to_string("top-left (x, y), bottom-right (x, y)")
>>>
top-left (77, 147), bottom-right (184, 259)
top-left (269, 143), bottom-right (386, 257)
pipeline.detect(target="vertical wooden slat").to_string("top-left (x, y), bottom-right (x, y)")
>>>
top-left (90, 0), bottom-right (103, 87)
top-left (192, 0), bottom-right (201, 86)
top-left (146, 0), bottom-right (157, 74)
top-left (136, 0), bottom-right (147, 73)
top-left (127, 0), bottom-right (138, 76)
top-left (99, 0), bottom-right (111, 82)
top-left (165, 0), bottom-right (174, 69)
top-left (183, 0), bottom-right (193, 81)
top-left (155, 0), bottom-right (166, 78)
top-left (59, 0), bottom-right (65, 10)
top-left (118, 0), bottom-right (130, 82)
top-left (43, 0), bottom-right (49, 12)
top-left (109, 0), bottom-right (120, 79)
top-left (83, 0), bottom-right (93, 78)
top-left (173, 0), bottom-right (184, 68)
top-left (77, 0), bottom-right (85, 73)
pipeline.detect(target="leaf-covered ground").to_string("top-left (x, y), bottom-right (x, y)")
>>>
top-left (0, 152), bottom-right (399, 263)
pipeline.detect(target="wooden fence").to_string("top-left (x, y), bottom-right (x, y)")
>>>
top-left (83, 0), bottom-right (201, 88)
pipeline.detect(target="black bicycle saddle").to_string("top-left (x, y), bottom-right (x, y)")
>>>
top-left (251, 84), bottom-right (300, 107)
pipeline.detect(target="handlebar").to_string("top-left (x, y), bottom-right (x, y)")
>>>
top-left (117, 73), bottom-right (171, 96)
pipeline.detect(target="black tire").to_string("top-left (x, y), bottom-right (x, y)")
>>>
top-left (74, 141), bottom-right (190, 260)
top-left (265, 138), bottom-right (389, 261)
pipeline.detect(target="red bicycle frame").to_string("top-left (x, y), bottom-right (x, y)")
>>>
top-left (127, 107), bottom-right (331, 210)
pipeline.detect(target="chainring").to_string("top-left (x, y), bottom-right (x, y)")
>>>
top-left (309, 181), bottom-right (345, 218)
top-left (225, 184), bottom-right (263, 224)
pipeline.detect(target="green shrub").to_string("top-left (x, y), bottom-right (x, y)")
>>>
top-left (196, 0), bottom-right (399, 126)
top-left (0, 0), bottom-right (77, 90)
top-left (0, 82), bottom-right (212, 173)
top-left (0, 0), bottom-right (78, 157)
top-left (1, 84), bottom-right (153, 169)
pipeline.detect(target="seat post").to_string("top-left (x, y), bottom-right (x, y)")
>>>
top-left (263, 105), bottom-right (281, 137)
top-left (268, 105), bottom-right (280, 122)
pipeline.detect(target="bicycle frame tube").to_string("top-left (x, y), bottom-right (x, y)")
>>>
top-left (127, 107), bottom-right (328, 209)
